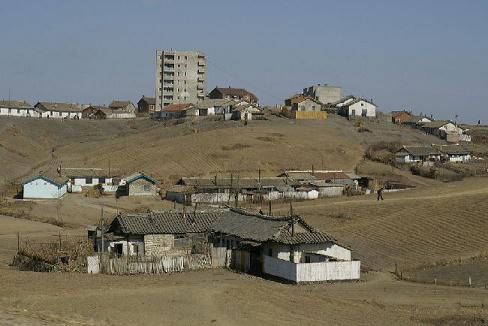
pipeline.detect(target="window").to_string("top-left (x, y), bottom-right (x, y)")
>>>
top-left (143, 184), bottom-right (150, 192)
top-left (99, 177), bottom-right (106, 184)
top-left (305, 256), bottom-right (311, 263)
top-left (268, 248), bottom-right (273, 257)
top-left (85, 177), bottom-right (93, 184)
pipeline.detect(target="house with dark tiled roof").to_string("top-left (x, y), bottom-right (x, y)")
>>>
top-left (35, 102), bottom-right (83, 119)
top-left (395, 145), bottom-right (442, 164)
top-left (0, 100), bottom-right (38, 117)
top-left (437, 144), bottom-right (472, 163)
top-left (208, 86), bottom-right (258, 104)
top-left (105, 210), bottom-right (224, 256)
top-left (101, 208), bottom-right (360, 282)
top-left (211, 208), bottom-right (359, 282)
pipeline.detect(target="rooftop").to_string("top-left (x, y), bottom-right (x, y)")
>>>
top-left (212, 208), bottom-right (336, 245)
top-left (211, 87), bottom-right (258, 103)
top-left (397, 145), bottom-right (441, 156)
top-left (162, 103), bottom-right (194, 112)
top-left (108, 208), bottom-right (337, 245)
top-left (109, 211), bottom-right (224, 235)
top-left (109, 101), bottom-right (133, 109)
top-left (36, 102), bottom-right (82, 112)
top-left (0, 100), bottom-right (33, 109)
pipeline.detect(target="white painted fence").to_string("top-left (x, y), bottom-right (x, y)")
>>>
top-left (263, 256), bottom-right (360, 283)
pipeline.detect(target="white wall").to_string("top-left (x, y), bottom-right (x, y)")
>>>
top-left (263, 242), bottom-right (351, 263)
top-left (317, 186), bottom-right (343, 197)
top-left (448, 154), bottom-right (471, 163)
top-left (263, 255), bottom-right (297, 281)
top-left (0, 107), bottom-right (39, 117)
top-left (348, 101), bottom-right (376, 117)
top-left (23, 179), bottom-right (66, 199)
top-left (263, 255), bottom-right (361, 282)
top-left (295, 260), bottom-right (361, 282)
top-left (72, 177), bottom-right (113, 187)
top-left (39, 110), bottom-right (81, 119)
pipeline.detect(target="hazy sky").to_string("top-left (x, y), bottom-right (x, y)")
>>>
top-left (1, 0), bottom-right (487, 123)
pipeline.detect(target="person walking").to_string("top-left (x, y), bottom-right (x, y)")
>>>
top-left (377, 187), bottom-right (384, 201)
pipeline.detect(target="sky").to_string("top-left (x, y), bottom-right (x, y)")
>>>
top-left (0, 0), bottom-right (487, 123)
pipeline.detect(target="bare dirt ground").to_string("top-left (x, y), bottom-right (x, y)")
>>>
top-left (270, 177), bottom-right (488, 272)
top-left (1, 116), bottom-right (487, 325)
top-left (1, 268), bottom-right (487, 326)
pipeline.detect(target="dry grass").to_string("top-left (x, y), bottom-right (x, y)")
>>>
top-left (270, 178), bottom-right (488, 271)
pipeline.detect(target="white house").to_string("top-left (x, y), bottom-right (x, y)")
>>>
top-left (191, 99), bottom-right (235, 117)
top-left (421, 121), bottom-right (471, 143)
top-left (34, 102), bottom-right (83, 119)
top-left (338, 98), bottom-right (376, 118)
top-left (395, 146), bottom-right (442, 164)
top-left (22, 175), bottom-right (68, 199)
top-left (438, 145), bottom-right (471, 163)
top-left (231, 103), bottom-right (262, 121)
top-left (63, 168), bottom-right (120, 193)
top-left (0, 100), bottom-right (39, 118)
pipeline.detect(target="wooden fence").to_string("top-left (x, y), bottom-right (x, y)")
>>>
top-left (89, 247), bottom-right (231, 275)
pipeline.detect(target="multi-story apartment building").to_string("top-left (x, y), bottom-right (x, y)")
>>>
top-left (155, 50), bottom-right (206, 111)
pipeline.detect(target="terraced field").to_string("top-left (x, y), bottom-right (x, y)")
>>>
top-left (272, 177), bottom-right (488, 271)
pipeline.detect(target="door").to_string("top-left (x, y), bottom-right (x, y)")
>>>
top-left (249, 247), bottom-right (262, 275)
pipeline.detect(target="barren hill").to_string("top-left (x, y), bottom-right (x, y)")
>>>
top-left (0, 115), bottom-right (441, 188)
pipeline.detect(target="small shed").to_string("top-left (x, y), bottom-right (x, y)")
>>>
top-left (123, 172), bottom-right (159, 196)
top-left (22, 175), bottom-right (68, 199)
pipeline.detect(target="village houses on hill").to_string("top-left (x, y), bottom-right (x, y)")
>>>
top-left (208, 86), bottom-right (258, 104)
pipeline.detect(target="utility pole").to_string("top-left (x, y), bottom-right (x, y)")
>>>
top-left (100, 207), bottom-right (105, 253)
top-left (268, 201), bottom-right (272, 216)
